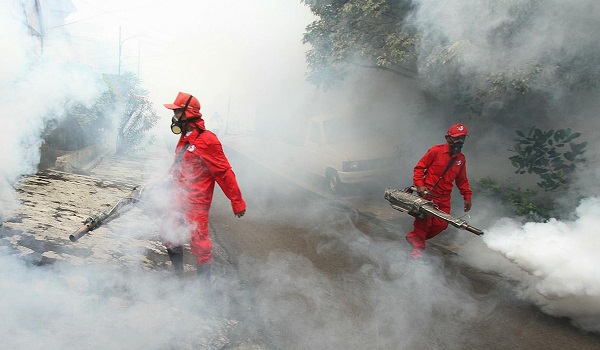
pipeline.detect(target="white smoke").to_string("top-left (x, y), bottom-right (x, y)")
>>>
top-left (0, 252), bottom-right (230, 349)
top-left (3, 1), bottom-right (599, 348)
top-left (412, 0), bottom-right (600, 98)
top-left (0, 0), bottom-right (104, 220)
top-left (475, 197), bottom-right (600, 332)
top-left (408, 0), bottom-right (600, 334)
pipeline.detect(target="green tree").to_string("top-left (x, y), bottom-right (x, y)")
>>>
top-left (43, 89), bottom-right (115, 151)
top-left (475, 177), bottom-right (553, 221)
top-left (302, 0), bottom-right (418, 87)
top-left (476, 127), bottom-right (587, 220)
top-left (509, 127), bottom-right (587, 192)
top-left (105, 73), bottom-right (159, 154)
top-left (301, 1), bottom-right (600, 115)
top-left (67, 89), bottom-right (115, 146)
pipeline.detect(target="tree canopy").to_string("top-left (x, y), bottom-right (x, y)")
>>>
top-left (302, 0), bottom-right (418, 86)
top-left (107, 73), bottom-right (160, 154)
top-left (301, 0), bottom-right (600, 117)
top-left (43, 73), bottom-right (158, 156)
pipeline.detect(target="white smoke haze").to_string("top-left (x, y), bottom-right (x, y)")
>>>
top-left (407, 0), bottom-right (600, 184)
top-left (472, 197), bottom-right (600, 332)
top-left (64, 0), bottom-right (318, 134)
top-left (238, 220), bottom-right (486, 349)
top-left (0, 1), bottom-right (105, 220)
top-left (412, 0), bottom-right (600, 99)
top-left (0, 252), bottom-right (229, 349)
top-left (404, 0), bottom-right (600, 334)
top-left (2, 0), bottom-right (600, 348)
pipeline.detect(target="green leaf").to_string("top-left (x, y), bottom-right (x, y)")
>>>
top-left (571, 141), bottom-right (588, 155)
top-left (554, 129), bottom-right (565, 141)
top-left (564, 152), bottom-right (575, 161)
top-left (564, 132), bottom-right (582, 143)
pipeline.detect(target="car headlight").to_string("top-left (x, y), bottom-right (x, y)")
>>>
top-left (342, 161), bottom-right (361, 172)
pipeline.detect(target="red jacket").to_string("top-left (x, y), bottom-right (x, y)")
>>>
top-left (413, 143), bottom-right (472, 201)
top-left (172, 120), bottom-right (246, 214)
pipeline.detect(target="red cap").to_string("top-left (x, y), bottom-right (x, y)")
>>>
top-left (447, 123), bottom-right (468, 137)
top-left (164, 92), bottom-right (202, 117)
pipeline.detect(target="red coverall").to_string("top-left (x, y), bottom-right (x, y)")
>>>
top-left (165, 119), bottom-right (246, 265)
top-left (406, 143), bottom-right (472, 251)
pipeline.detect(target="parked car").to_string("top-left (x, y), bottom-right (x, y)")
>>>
top-left (300, 117), bottom-right (401, 194)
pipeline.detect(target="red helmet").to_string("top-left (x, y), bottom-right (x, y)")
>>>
top-left (447, 123), bottom-right (468, 137)
top-left (164, 92), bottom-right (202, 117)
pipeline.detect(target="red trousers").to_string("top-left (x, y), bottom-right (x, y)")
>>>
top-left (405, 197), bottom-right (451, 250)
top-left (161, 209), bottom-right (212, 265)
top-left (187, 210), bottom-right (212, 265)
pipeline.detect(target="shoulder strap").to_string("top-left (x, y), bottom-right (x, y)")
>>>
top-left (430, 156), bottom-right (456, 192)
top-left (168, 142), bottom-right (190, 173)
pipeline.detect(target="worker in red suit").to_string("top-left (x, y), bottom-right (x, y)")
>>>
top-left (405, 123), bottom-right (472, 259)
top-left (162, 92), bottom-right (246, 280)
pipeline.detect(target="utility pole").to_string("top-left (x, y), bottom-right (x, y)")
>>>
top-left (118, 26), bottom-right (122, 75)
top-left (118, 26), bottom-right (138, 75)
top-left (137, 40), bottom-right (140, 77)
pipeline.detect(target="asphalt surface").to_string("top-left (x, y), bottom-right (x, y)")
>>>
top-left (214, 137), bottom-right (600, 350)
top-left (1, 137), bottom-right (599, 349)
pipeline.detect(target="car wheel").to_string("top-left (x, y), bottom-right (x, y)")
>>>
top-left (326, 169), bottom-right (343, 194)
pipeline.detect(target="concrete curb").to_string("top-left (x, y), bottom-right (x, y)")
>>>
top-left (54, 144), bottom-right (112, 174)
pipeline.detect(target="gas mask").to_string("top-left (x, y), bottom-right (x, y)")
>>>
top-left (449, 139), bottom-right (464, 154)
top-left (171, 114), bottom-right (184, 134)
top-left (171, 115), bottom-right (201, 134)
top-left (170, 95), bottom-right (195, 134)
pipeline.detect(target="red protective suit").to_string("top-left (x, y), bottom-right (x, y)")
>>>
top-left (165, 118), bottom-right (246, 265)
top-left (406, 143), bottom-right (472, 251)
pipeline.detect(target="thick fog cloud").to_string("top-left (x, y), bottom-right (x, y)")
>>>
top-left (0, 2), bottom-right (219, 349)
top-left (0, 1), bottom-right (104, 220)
top-left (412, 0), bottom-right (600, 100)
top-left (3, 1), bottom-right (600, 348)
top-left (408, 0), bottom-right (600, 332)
top-left (0, 252), bottom-right (229, 349)
top-left (65, 0), bottom-right (318, 140)
top-left (458, 197), bottom-right (600, 333)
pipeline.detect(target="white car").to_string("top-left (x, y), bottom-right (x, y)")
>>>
top-left (301, 117), bottom-right (401, 194)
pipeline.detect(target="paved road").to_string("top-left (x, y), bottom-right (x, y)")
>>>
top-left (1, 139), bottom-right (599, 349)
top-left (213, 144), bottom-right (600, 350)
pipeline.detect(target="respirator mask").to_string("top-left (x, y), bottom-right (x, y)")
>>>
top-left (171, 116), bottom-right (201, 134)
top-left (170, 95), bottom-right (194, 134)
top-left (449, 139), bottom-right (464, 154)
top-left (170, 114), bottom-right (183, 134)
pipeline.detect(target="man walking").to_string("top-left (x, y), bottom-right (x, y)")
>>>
top-left (162, 92), bottom-right (246, 280)
top-left (406, 123), bottom-right (472, 259)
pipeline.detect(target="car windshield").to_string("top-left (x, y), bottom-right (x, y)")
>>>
top-left (322, 118), bottom-right (378, 144)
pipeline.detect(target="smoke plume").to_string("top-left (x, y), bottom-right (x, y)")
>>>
top-left (409, 0), bottom-right (600, 332)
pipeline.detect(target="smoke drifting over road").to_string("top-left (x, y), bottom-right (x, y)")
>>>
top-left (0, 253), bottom-right (230, 349)
top-left (410, 0), bottom-right (600, 332)
top-left (475, 198), bottom-right (600, 332)
top-left (1, 0), bottom-right (600, 349)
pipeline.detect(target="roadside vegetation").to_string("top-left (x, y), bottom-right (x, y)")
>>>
top-left (41, 72), bottom-right (158, 167)
top-left (476, 127), bottom-right (587, 220)
top-left (300, 0), bottom-right (597, 220)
